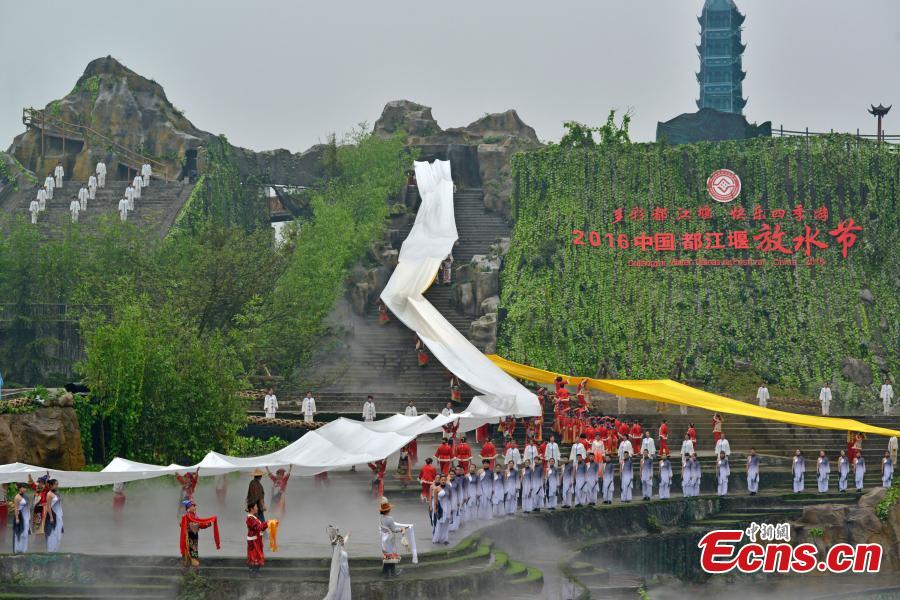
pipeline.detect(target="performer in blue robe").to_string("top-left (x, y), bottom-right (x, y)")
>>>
top-left (504, 463), bottom-right (519, 515)
top-left (680, 455), bottom-right (691, 497)
top-left (816, 451), bottom-right (830, 493)
top-left (882, 452), bottom-right (894, 488)
top-left (12, 483), bottom-right (30, 554)
top-left (792, 450), bottom-right (806, 493)
top-left (601, 455), bottom-right (615, 504)
top-left (658, 456), bottom-right (672, 499)
top-left (531, 459), bottom-right (545, 511)
top-left (561, 459), bottom-right (575, 508)
top-left (545, 459), bottom-right (559, 510)
top-left (640, 450), bottom-right (653, 500)
top-left (716, 452), bottom-right (730, 496)
top-left (574, 457), bottom-right (586, 507)
top-left (838, 450), bottom-right (849, 492)
top-left (854, 456), bottom-right (866, 492)
top-left (585, 455), bottom-right (599, 505)
top-left (478, 462), bottom-right (493, 520)
top-left (521, 462), bottom-right (533, 513)
top-left (746, 448), bottom-right (760, 495)
top-left (620, 453), bottom-right (633, 502)
top-left (491, 466), bottom-right (505, 517)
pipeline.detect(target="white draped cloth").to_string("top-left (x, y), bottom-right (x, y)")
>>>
top-left (380, 160), bottom-right (539, 427)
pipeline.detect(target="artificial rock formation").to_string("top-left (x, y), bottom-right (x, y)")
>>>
top-left (374, 101), bottom-right (542, 215)
top-left (8, 56), bottom-right (327, 189)
top-left (794, 488), bottom-right (900, 571)
top-left (0, 406), bottom-right (85, 470)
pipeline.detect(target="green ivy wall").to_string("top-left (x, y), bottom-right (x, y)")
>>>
top-left (499, 136), bottom-right (898, 410)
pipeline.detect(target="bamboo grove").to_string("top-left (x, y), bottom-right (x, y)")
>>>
top-left (500, 136), bottom-right (898, 409)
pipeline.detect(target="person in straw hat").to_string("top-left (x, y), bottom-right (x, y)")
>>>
top-left (378, 496), bottom-right (406, 576)
top-left (247, 468), bottom-right (268, 522)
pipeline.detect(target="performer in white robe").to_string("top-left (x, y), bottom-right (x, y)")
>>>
top-left (882, 452), bottom-right (894, 488)
top-left (617, 438), bottom-right (633, 463)
top-left (561, 459), bottom-right (575, 508)
top-left (491, 466), bottom-right (505, 517)
top-left (601, 455), bottom-right (615, 504)
top-left (141, 162), bottom-right (152, 186)
top-left (714, 433), bottom-right (731, 457)
top-left (545, 460), bottom-right (559, 510)
top-left (118, 198), bottom-right (129, 221)
top-left (404, 400), bottom-right (417, 417)
top-left (88, 174), bottom-right (98, 200)
top-left (362, 396), bottom-right (376, 421)
top-left (746, 449), bottom-right (760, 495)
top-left (37, 187), bottom-right (48, 211)
top-left (640, 450), bottom-right (653, 500)
top-left (29, 199), bottom-right (40, 224)
top-left (756, 384), bottom-right (770, 408)
top-left (133, 174), bottom-right (143, 199)
top-left (680, 434), bottom-right (694, 458)
top-left (54, 163), bottom-right (64, 189)
top-left (816, 451), bottom-right (830, 493)
top-left (881, 380), bottom-right (895, 416)
top-left (44, 481), bottom-right (63, 552)
top-left (44, 175), bottom-right (55, 200)
top-left (854, 456), bottom-right (866, 492)
top-left (620, 453), bottom-right (633, 502)
top-left (716, 453), bottom-right (730, 496)
top-left (96, 160), bottom-right (107, 188)
top-left (324, 527), bottom-right (351, 600)
top-left (12, 483), bottom-right (30, 553)
top-left (504, 464), bottom-right (518, 515)
top-left (838, 450), bottom-right (849, 492)
top-left (77, 186), bottom-right (89, 211)
top-left (301, 392), bottom-right (316, 423)
top-left (819, 384), bottom-right (832, 416)
top-left (263, 389), bottom-right (278, 419)
top-left (658, 456), bottom-right (672, 499)
top-left (792, 450), bottom-right (806, 493)
top-left (69, 199), bottom-right (80, 223)
top-left (504, 443), bottom-right (522, 468)
top-left (640, 432), bottom-right (656, 457)
top-left (543, 436), bottom-right (561, 465)
top-left (125, 185), bottom-right (135, 210)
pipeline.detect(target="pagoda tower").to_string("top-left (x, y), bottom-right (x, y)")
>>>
top-left (696, 0), bottom-right (747, 114)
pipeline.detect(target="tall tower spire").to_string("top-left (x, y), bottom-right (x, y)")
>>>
top-left (696, 0), bottom-right (747, 115)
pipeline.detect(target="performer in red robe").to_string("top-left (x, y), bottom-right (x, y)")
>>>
top-left (179, 500), bottom-right (220, 568)
top-left (618, 421), bottom-right (630, 445)
top-left (454, 436), bottom-right (473, 471)
top-left (658, 420), bottom-right (670, 456)
top-left (418, 458), bottom-right (437, 500)
top-left (533, 415), bottom-right (543, 442)
top-left (480, 439), bottom-right (498, 470)
top-left (712, 414), bottom-right (724, 446)
top-left (314, 471), bottom-right (329, 487)
top-left (377, 299), bottom-right (390, 325)
top-left (246, 504), bottom-right (266, 576)
top-left (629, 421), bottom-right (642, 452)
top-left (407, 437), bottom-right (418, 464)
top-left (368, 459), bottom-right (387, 498)
top-left (576, 379), bottom-right (590, 412)
top-left (414, 335), bottom-right (429, 367)
top-left (687, 423), bottom-right (697, 444)
top-left (435, 438), bottom-right (455, 475)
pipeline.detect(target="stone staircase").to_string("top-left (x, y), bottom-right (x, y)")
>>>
top-left (0, 533), bottom-right (542, 599)
top-left (1, 179), bottom-right (193, 239)
top-left (290, 187), bottom-right (511, 415)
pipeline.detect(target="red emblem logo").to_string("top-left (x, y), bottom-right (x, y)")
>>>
top-left (707, 169), bottom-right (741, 203)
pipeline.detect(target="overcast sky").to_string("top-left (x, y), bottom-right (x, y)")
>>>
top-left (2, 1), bottom-right (898, 152)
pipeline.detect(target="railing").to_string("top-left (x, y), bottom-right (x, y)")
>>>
top-left (22, 107), bottom-right (171, 181)
top-left (772, 124), bottom-right (899, 144)
top-left (0, 303), bottom-right (112, 323)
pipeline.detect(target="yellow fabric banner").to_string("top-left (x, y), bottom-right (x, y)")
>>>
top-left (486, 355), bottom-right (900, 438)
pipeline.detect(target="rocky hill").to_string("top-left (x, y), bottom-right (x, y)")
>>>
top-left (7, 56), bottom-right (327, 187)
top-left (374, 100), bottom-right (543, 215)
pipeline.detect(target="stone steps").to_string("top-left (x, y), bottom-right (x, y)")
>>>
top-left (3, 180), bottom-right (193, 240)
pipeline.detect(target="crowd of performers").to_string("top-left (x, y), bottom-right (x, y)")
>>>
top-left (28, 160), bottom-right (154, 225)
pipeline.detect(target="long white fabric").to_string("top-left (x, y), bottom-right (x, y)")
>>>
top-left (380, 160), bottom-right (539, 422)
top-left (0, 414), bottom-right (459, 487)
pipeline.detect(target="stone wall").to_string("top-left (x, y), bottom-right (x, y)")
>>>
top-left (0, 404), bottom-right (85, 470)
